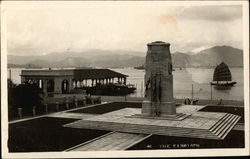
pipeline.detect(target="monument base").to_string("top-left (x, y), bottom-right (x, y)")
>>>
top-left (142, 100), bottom-right (177, 117)
top-left (127, 113), bottom-right (191, 121)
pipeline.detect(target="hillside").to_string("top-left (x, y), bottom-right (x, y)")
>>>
top-left (7, 45), bottom-right (243, 68)
top-left (190, 46), bottom-right (243, 67)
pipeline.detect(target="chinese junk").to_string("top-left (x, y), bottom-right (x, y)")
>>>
top-left (210, 62), bottom-right (237, 88)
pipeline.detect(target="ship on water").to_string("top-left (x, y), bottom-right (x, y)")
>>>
top-left (134, 64), bottom-right (145, 70)
top-left (210, 62), bottom-right (237, 88)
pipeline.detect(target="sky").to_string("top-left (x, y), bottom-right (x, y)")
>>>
top-left (3, 1), bottom-right (244, 56)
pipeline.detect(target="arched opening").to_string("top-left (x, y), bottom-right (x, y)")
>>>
top-left (62, 79), bottom-right (69, 94)
top-left (47, 80), bottom-right (54, 92)
top-left (39, 80), bottom-right (42, 88)
top-left (72, 79), bottom-right (76, 89)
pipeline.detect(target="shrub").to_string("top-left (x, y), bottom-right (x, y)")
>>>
top-left (9, 82), bottom-right (44, 113)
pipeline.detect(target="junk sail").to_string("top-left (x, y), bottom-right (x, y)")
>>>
top-left (211, 62), bottom-right (236, 87)
top-left (213, 62), bottom-right (232, 81)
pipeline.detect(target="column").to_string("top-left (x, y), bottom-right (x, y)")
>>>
top-left (21, 77), bottom-right (26, 84)
top-left (39, 80), bottom-right (42, 88)
top-left (43, 79), bottom-right (47, 95)
top-left (54, 78), bottom-right (62, 94)
top-left (68, 78), bottom-right (72, 92)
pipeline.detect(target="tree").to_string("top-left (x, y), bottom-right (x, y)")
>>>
top-left (8, 79), bottom-right (16, 105)
top-left (9, 82), bottom-right (44, 114)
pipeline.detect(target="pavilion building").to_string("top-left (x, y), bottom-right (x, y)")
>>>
top-left (21, 69), bottom-right (128, 95)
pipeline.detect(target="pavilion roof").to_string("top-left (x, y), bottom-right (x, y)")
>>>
top-left (21, 68), bottom-right (128, 80)
top-left (73, 69), bottom-right (128, 80)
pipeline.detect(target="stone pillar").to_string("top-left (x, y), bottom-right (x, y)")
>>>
top-left (39, 80), bottom-right (42, 88)
top-left (56, 102), bottom-right (59, 111)
top-left (76, 81), bottom-right (79, 88)
top-left (65, 100), bottom-right (69, 109)
top-left (45, 103), bottom-right (48, 113)
top-left (74, 98), bottom-right (78, 107)
top-left (21, 77), bottom-right (26, 84)
top-left (69, 78), bottom-right (73, 91)
top-left (43, 79), bottom-right (47, 96)
top-left (32, 106), bottom-right (36, 116)
top-left (54, 78), bottom-right (62, 94)
top-left (83, 97), bottom-right (86, 106)
top-left (18, 108), bottom-right (22, 118)
top-left (142, 41), bottom-right (176, 116)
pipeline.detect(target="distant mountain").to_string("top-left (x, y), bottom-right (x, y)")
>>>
top-left (7, 63), bottom-right (42, 68)
top-left (53, 57), bottom-right (90, 68)
top-left (190, 45), bottom-right (243, 67)
top-left (8, 50), bottom-right (145, 68)
top-left (89, 54), bottom-right (144, 68)
top-left (7, 45), bottom-right (243, 68)
top-left (172, 52), bottom-right (191, 68)
top-left (171, 46), bottom-right (243, 68)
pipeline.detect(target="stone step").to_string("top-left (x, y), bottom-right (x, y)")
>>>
top-left (77, 120), bottom-right (219, 140)
top-left (215, 114), bottom-right (237, 136)
top-left (211, 114), bottom-right (234, 134)
top-left (219, 116), bottom-right (241, 139)
top-left (213, 114), bottom-right (235, 135)
top-left (65, 112), bottom-right (240, 141)
top-left (209, 113), bottom-right (230, 132)
top-left (69, 132), bottom-right (147, 151)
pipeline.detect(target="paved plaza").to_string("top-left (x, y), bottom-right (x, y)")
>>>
top-left (65, 105), bottom-right (241, 140)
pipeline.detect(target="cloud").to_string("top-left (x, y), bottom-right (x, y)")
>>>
top-left (158, 14), bottom-right (180, 32)
top-left (4, 3), bottom-right (243, 56)
top-left (175, 5), bottom-right (242, 22)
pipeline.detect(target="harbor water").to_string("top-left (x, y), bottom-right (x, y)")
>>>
top-left (8, 67), bottom-right (244, 101)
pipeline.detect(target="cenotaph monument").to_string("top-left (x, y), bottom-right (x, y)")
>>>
top-left (142, 41), bottom-right (176, 116)
top-left (133, 41), bottom-right (189, 120)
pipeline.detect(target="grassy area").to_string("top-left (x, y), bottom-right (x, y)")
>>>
top-left (69, 102), bottom-right (142, 114)
top-left (8, 117), bottom-right (110, 152)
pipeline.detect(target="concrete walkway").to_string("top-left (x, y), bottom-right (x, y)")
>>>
top-left (66, 131), bottom-right (151, 151)
top-left (47, 112), bottom-right (95, 119)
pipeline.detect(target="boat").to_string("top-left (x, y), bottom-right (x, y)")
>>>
top-left (134, 65), bottom-right (145, 70)
top-left (210, 62), bottom-right (237, 88)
